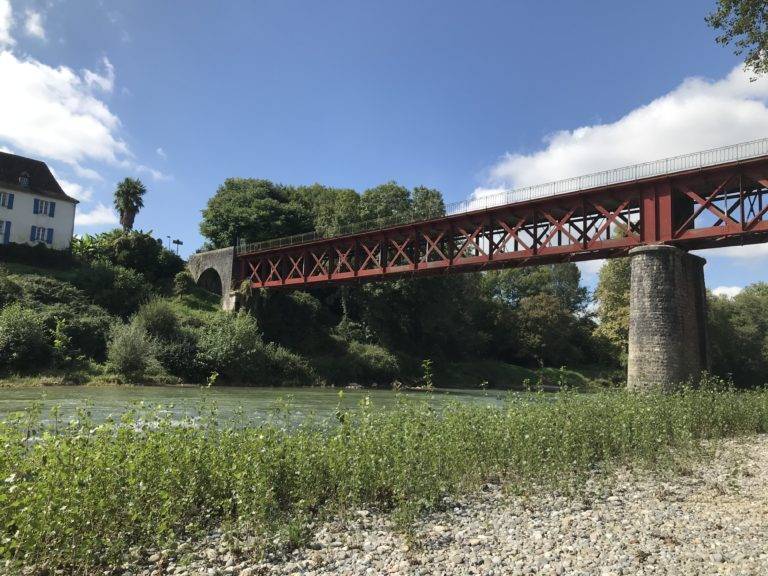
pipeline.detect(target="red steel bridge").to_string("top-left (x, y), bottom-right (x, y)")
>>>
top-left (234, 139), bottom-right (768, 290)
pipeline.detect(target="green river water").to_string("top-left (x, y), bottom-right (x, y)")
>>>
top-left (0, 386), bottom-right (511, 425)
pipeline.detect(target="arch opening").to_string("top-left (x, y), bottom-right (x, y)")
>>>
top-left (197, 267), bottom-right (223, 296)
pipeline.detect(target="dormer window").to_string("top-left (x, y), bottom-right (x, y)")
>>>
top-left (18, 172), bottom-right (30, 187)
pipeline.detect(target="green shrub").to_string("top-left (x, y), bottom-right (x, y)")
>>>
top-left (0, 241), bottom-right (77, 269)
top-left (74, 261), bottom-right (150, 317)
top-left (173, 270), bottom-right (196, 295)
top-left (134, 299), bottom-right (181, 340)
top-left (36, 303), bottom-right (113, 361)
top-left (155, 328), bottom-right (203, 383)
top-left (13, 274), bottom-right (88, 306)
top-left (0, 269), bottom-right (19, 308)
top-left (74, 230), bottom-right (185, 287)
top-left (196, 312), bottom-right (263, 382)
top-left (106, 322), bottom-right (158, 382)
top-left (347, 341), bottom-right (399, 383)
top-left (196, 311), bottom-right (317, 385)
top-left (0, 303), bottom-right (52, 372)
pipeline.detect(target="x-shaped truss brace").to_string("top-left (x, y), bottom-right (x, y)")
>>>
top-left (455, 224), bottom-right (487, 259)
top-left (388, 237), bottom-right (413, 267)
top-left (675, 176), bottom-right (737, 237)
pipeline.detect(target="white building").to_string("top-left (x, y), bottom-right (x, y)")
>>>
top-left (0, 152), bottom-right (77, 251)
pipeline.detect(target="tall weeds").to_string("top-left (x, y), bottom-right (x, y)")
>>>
top-left (1, 385), bottom-right (767, 571)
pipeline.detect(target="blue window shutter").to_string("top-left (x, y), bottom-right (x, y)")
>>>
top-left (7, 194), bottom-right (13, 209)
top-left (33, 198), bottom-right (39, 214)
top-left (49, 202), bottom-right (56, 217)
top-left (46, 228), bottom-right (53, 244)
top-left (3, 221), bottom-right (10, 244)
top-left (30, 225), bottom-right (36, 242)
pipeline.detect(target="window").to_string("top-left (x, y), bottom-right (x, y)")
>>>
top-left (1, 220), bottom-right (10, 244)
top-left (18, 173), bottom-right (30, 187)
top-left (0, 192), bottom-right (13, 209)
top-left (30, 225), bottom-right (53, 244)
top-left (33, 198), bottom-right (55, 217)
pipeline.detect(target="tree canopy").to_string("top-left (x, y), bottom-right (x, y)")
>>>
top-left (707, 0), bottom-right (768, 75)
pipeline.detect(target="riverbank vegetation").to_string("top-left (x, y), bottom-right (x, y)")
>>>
top-left (2, 384), bottom-right (767, 571)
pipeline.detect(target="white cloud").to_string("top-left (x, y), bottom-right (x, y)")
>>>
top-left (577, 259), bottom-right (605, 283)
top-left (83, 57), bottom-right (114, 92)
top-left (475, 65), bottom-right (768, 196)
top-left (59, 178), bottom-right (93, 202)
top-left (0, 50), bottom-right (128, 167)
top-left (0, 0), bottom-right (13, 47)
top-left (23, 9), bottom-right (44, 40)
top-left (0, 144), bottom-right (12, 153)
top-left (712, 286), bottom-right (743, 299)
top-left (75, 203), bottom-right (118, 226)
top-left (136, 163), bottom-right (171, 181)
top-left (697, 243), bottom-right (768, 261)
top-left (156, 147), bottom-right (167, 159)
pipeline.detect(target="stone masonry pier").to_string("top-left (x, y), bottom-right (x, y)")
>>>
top-left (627, 245), bottom-right (708, 391)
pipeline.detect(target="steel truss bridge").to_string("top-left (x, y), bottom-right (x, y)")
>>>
top-left (235, 139), bottom-right (768, 290)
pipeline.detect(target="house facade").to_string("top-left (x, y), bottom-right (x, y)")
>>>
top-left (0, 152), bottom-right (78, 250)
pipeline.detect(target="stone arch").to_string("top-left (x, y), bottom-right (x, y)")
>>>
top-left (197, 267), bottom-right (223, 295)
top-left (187, 246), bottom-right (237, 310)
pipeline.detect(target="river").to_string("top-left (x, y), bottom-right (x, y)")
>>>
top-left (0, 385), bottom-right (512, 425)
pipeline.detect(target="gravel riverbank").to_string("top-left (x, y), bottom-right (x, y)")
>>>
top-left (19, 435), bottom-right (768, 576)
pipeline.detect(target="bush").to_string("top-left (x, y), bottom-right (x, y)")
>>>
top-left (347, 341), bottom-right (399, 383)
top-left (0, 303), bottom-right (52, 372)
top-left (106, 323), bottom-right (158, 382)
top-left (0, 269), bottom-right (20, 308)
top-left (155, 328), bottom-right (203, 383)
top-left (74, 261), bottom-right (150, 317)
top-left (134, 300), bottom-right (181, 340)
top-left (0, 242), bottom-right (77, 269)
top-left (74, 230), bottom-right (185, 288)
top-left (14, 274), bottom-right (89, 307)
top-left (196, 311), bottom-right (317, 385)
top-left (36, 303), bottom-right (113, 361)
top-left (173, 270), bottom-right (196, 295)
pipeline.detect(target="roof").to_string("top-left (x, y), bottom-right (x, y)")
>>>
top-left (0, 151), bottom-right (78, 204)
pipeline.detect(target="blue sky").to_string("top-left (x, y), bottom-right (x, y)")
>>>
top-left (0, 0), bottom-right (767, 295)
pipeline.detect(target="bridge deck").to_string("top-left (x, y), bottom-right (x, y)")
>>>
top-left (235, 139), bottom-right (768, 289)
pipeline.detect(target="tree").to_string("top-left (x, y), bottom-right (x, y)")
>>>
top-left (359, 182), bottom-right (412, 223)
top-left (708, 283), bottom-right (768, 387)
top-left (200, 179), bottom-right (313, 248)
top-left (412, 186), bottom-right (446, 220)
top-left (707, 0), bottom-right (768, 76)
top-left (515, 293), bottom-right (585, 367)
top-left (482, 263), bottom-right (589, 313)
top-left (593, 257), bottom-right (631, 366)
top-left (113, 178), bottom-right (147, 232)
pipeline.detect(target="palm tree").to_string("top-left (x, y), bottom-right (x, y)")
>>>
top-left (113, 177), bottom-right (147, 232)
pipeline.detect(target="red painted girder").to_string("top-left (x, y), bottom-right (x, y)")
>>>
top-left (237, 158), bottom-right (768, 289)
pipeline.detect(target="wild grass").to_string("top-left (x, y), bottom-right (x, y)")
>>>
top-left (1, 384), bottom-right (768, 571)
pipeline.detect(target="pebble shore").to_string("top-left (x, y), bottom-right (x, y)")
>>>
top-left (13, 435), bottom-right (768, 575)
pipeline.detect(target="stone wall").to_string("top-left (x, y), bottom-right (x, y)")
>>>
top-left (187, 247), bottom-right (237, 311)
top-left (627, 245), bottom-right (708, 391)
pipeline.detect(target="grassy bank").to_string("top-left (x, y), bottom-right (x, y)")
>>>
top-left (2, 385), bottom-right (768, 571)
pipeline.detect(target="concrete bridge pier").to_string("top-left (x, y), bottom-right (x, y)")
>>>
top-left (627, 245), bottom-right (708, 391)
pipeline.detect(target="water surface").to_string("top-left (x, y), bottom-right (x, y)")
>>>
top-left (0, 385), bottom-right (511, 425)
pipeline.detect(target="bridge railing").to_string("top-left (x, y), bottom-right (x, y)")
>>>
top-left (236, 137), bottom-right (768, 254)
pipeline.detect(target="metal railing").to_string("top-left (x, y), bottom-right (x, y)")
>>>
top-left (237, 137), bottom-right (768, 254)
